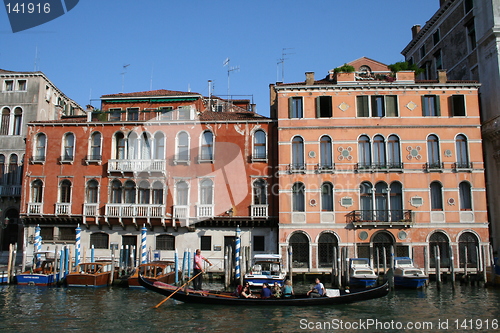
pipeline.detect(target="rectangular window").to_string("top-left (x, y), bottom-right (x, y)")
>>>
top-left (420, 45), bottom-right (426, 59)
top-left (127, 108), bottom-right (139, 121)
top-left (200, 236), bottom-right (212, 251)
top-left (59, 227), bottom-right (76, 241)
top-left (17, 80), bottom-right (27, 91)
top-left (289, 97), bottom-right (303, 118)
top-left (433, 29), bottom-right (440, 45)
top-left (358, 95), bottom-right (397, 117)
top-left (40, 227), bottom-right (54, 241)
top-left (156, 235), bottom-right (175, 250)
top-left (434, 50), bottom-right (442, 70)
top-left (158, 106), bottom-right (173, 120)
top-left (253, 236), bottom-right (265, 252)
top-left (464, 0), bottom-right (473, 13)
top-left (178, 106), bottom-right (191, 120)
top-left (422, 95), bottom-right (441, 116)
top-left (371, 96), bottom-right (385, 117)
top-left (4, 80), bottom-right (13, 91)
top-left (316, 96), bottom-right (332, 118)
top-left (356, 96), bottom-right (369, 117)
top-left (109, 109), bottom-right (121, 121)
top-left (466, 19), bottom-right (476, 51)
top-left (450, 95), bottom-right (466, 116)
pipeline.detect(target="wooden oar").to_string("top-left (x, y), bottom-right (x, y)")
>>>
top-left (153, 271), bottom-right (202, 308)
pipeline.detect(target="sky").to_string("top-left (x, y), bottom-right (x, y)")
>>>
top-left (0, 0), bottom-right (440, 116)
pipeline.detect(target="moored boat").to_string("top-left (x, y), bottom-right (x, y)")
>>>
top-left (66, 262), bottom-right (113, 287)
top-left (139, 275), bottom-right (390, 306)
top-left (349, 258), bottom-right (378, 288)
top-left (393, 257), bottom-right (428, 288)
top-left (17, 251), bottom-right (59, 286)
top-left (244, 254), bottom-right (286, 287)
top-left (128, 261), bottom-right (179, 288)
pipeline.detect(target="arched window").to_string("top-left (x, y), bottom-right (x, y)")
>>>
top-left (62, 133), bottom-right (75, 161)
top-left (459, 232), bottom-right (479, 268)
top-left (427, 134), bottom-right (441, 168)
top-left (253, 179), bottom-right (267, 205)
top-left (456, 134), bottom-right (469, 168)
top-left (156, 235), bottom-right (175, 250)
top-left (318, 233), bottom-right (338, 268)
top-left (176, 132), bottom-right (189, 162)
top-left (90, 232), bottom-right (109, 249)
top-left (176, 181), bottom-right (189, 205)
top-left (31, 179), bottom-right (43, 203)
top-left (152, 181), bottom-right (164, 205)
top-left (86, 179), bottom-right (99, 203)
top-left (1, 107), bottom-right (10, 135)
top-left (430, 181), bottom-right (443, 210)
top-left (358, 135), bottom-right (371, 168)
top-left (154, 132), bottom-right (165, 159)
top-left (124, 180), bottom-right (136, 204)
top-left (59, 179), bottom-right (72, 203)
top-left (320, 135), bottom-right (332, 169)
top-left (292, 182), bottom-right (305, 212)
top-left (13, 107), bottom-right (22, 135)
top-left (200, 131), bottom-right (214, 161)
top-left (127, 132), bottom-right (139, 159)
top-left (459, 181), bottom-right (472, 210)
top-left (200, 178), bottom-right (213, 205)
top-left (321, 182), bottom-right (334, 211)
top-left (291, 136), bottom-right (304, 170)
top-left (141, 132), bottom-right (152, 160)
top-left (360, 181), bottom-right (373, 220)
top-left (90, 132), bottom-right (102, 160)
top-left (35, 133), bottom-right (47, 162)
top-left (7, 154), bottom-right (19, 185)
top-left (253, 130), bottom-right (267, 160)
top-left (373, 135), bottom-right (386, 168)
top-left (390, 182), bottom-right (403, 221)
top-left (111, 179), bottom-right (123, 204)
top-left (138, 180), bottom-right (150, 204)
top-left (374, 182), bottom-right (388, 221)
top-left (115, 132), bottom-right (126, 159)
top-left (0, 154), bottom-right (4, 184)
top-left (387, 135), bottom-right (401, 168)
top-left (429, 232), bottom-right (450, 268)
top-left (289, 233), bottom-right (309, 268)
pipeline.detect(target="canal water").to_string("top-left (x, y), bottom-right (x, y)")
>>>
top-left (0, 282), bottom-right (499, 332)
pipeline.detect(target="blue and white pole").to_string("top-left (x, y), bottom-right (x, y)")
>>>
top-left (235, 225), bottom-right (241, 280)
top-left (174, 249), bottom-right (179, 285)
top-left (91, 245), bottom-right (95, 263)
top-left (75, 224), bottom-right (81, 267)
top-left (34, 224), bottom-right (41, 266)
top-left (141, 224), bottom-right (147, 264)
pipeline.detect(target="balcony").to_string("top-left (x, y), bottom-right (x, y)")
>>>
top-left (108, 159), bottom-right (166, 174)
top-left (288, 163), bottom-right (306, 174)
top-left (453, 162), bottom-right (473, 172)
top-left (55, 203), bottom-right (71, 215)
top-left (83, 203), bottom-right (99, 216)
top-left (105, 204), bottom-right (165, 218)
top-left (424, 162), bottom-right (444, 172)
top-left (0, 185), bottom-right (21, 196)
top-left (316, 163), bottom-right (334, 173)
top-left (346, 210), bottom-right (413, 227)
top-left (251, 204), bottom-right (268, 218)
top-left (27, 203), bottom-right (43, 215)
top-left (197, 204), bottom-right (214, 218)
top-left (173, 205), bottom-right (189, 219)
top-left (356, 162), bottom-right (403, 172)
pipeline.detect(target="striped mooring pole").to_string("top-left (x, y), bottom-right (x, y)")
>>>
top-left (141, 224), bottom-right (147, 264)
top-left (235, 225), bottom-right (241, 280)
top-left (75, 224), bottom-right (81, 267)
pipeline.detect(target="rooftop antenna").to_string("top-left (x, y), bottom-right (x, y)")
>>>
top-left (150, 63), bottom-right (154, 91)
top-left (34, 46), bottom-right (39, 71)
top-left (208, 80), bottom-right (213, 111)
top-left (277, 48), bottom-right (295, 82)
top-left (121, 64), bottom-right (130, 93)
top-left (223, 57), bottom-right (239, 103)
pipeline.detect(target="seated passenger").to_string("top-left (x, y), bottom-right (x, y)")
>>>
top-left (282, 279), bottom-right (294, 298)
top-left (307, 278), bottom-right (326, 298)
top-left (272, 282), bottom-right (282, 298)
top-left (261, 283), bottom-right (272, 299)
top-left (240, 283), bottom-right (256, 298)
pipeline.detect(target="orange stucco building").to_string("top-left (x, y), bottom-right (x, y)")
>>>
top-left (271, 58), bottom-right (490, 274)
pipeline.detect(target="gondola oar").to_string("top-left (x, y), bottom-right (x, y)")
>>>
top-left (153, 271), bottom-right (203, 308)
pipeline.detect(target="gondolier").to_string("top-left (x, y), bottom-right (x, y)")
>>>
top-left (193, 249), bottom-right (212, 290)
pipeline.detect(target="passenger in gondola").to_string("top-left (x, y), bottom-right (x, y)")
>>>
top-left (282, 279), bottom-right (294, 298)
top-left (272, 282), bottom-right (282, 298)
top-left (240, 283), bottom-right (256, 298)
top-left (261, 283), bottom-right (272, 299)
top-left (307, 278), bottom-right (326, 298)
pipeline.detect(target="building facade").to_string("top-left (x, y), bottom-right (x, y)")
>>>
top-left (0, 69), bottom-right (82, 258)
top-left (20, 89), bottom-right (277, 271)
top-left (401, 0), bottom-right (500, 255)
top-left (270, 58), bottom-right (489, 274)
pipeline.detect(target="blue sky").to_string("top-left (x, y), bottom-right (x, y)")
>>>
top-left (0, 1), bottom-right (439, 116)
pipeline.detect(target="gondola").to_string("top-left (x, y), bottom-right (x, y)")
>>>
top-left (139, 275), bottom-right (390, 306)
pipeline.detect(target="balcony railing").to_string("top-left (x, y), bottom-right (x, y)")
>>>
top-left (173, 205), bottom-right (189, 219)
top-left (55, 203), bottom-right (71, 215)
top-left (108, 159), bottom-right (166, 173)
top-left (288, 163), bottom-right (306, 173)
top-left (251, 204), bottom-right (268, 218)
top-left (105, 204), bottom-right (165, 218)
top-left (356, 162), bottom-right (404, 171)
top-left (424, 162), bottom-right (444, 171)
top-left (197, 204), bottom-right (214, 218)
top-left (83, 203), bottom-right (99, 216)
top-left (453, 162), bottom-right (473, 170)
top-left (346, 209), bottom-right (413, 227)
top-left (28, 202), bottom-right (43, 215)
top-left (316, 163), bottom-right (334, 173)
top-left (0, 185), bottom-right (21, 196)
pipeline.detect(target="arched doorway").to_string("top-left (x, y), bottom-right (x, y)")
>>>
top-left (318, 232), bottom-right (338, 268)
top-left (372, 231), bottom-right (394, 265)
top-left (1, 208), bottom-right (20, 251)
top-left (429, 231), bottom-right (450, 268)
top-left (289, 232), bottom-right (309, 268)
top-left (458, 232), bottom-right (479, 268)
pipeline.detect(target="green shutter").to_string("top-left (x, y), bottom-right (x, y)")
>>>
top-left (435, 95), bottom-right (441, 116)
top-left (316, 97), bottom-right (321, 118)
top-left (288, 97), bottom-right (293, 118)
top-left (386, 96), bottom-right (397, 117)
top-left (422, 96), bottom-right (428, 116)
top-left (357, 96), bottom-right (369, 117)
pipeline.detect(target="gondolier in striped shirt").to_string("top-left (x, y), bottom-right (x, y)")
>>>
top-left (193, 249), bottom-right (212, 290)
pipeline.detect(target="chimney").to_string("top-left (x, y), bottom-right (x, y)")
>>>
top-left (437, 69), bottom-right (448, 83)
top-left (411, 25), bottom-right (421, 39)
top-left (305, 72), bottom-right (315, 85)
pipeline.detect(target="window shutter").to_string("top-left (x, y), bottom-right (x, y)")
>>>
top-left (421, 96), bottom-right (428, 116)
top-left (435, 96), bottom-right (441, 116)
top-left (316, 97), bottom-right (321, 118)
top-left (288, 97), bottom-right (293, 118)
top-left (357, 96), bottom-right (369, 117)
top-left (386, 96), bottom-right (397, 117)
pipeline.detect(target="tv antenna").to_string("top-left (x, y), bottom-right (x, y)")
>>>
top-left (223, 58), bottom-right (239, 102)
top-left (277, 48), bottom-right (295, 82)
top-left (121, 64), bottom-right (130, 92)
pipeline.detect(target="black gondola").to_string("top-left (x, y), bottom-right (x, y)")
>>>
top-left (139, 275), bottom-right (390, 306)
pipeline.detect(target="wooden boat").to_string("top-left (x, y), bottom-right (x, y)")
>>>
top-left (244, 254), bottom-right (286, 287)
top-left (393, 257), bottom-right (428, 288)
top-left (349, 258), bottom-right (378, 288)
top-left (66, 262), bottom-right (113, 287)
top-left (17, 251), bottom-right (59, 286)
top-left (128, 261), bottom-right (178, 288)
top-left (139, 275), bottom-right (390, 306)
